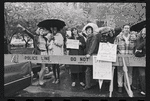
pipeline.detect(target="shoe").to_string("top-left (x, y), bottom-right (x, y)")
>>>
top-left (33, 74), bottom-right (39, 79)
top-left (83, 86), bottom-right (91, 90)
top-left (55, 79), bottom-right (60, 84)
top-left (140, 91), bottom-right (146, 96)
top-left (52, 79), bottom-right (56, 83)
top-left (131, 85), bottom-right (137, 90)
top-left (80, 82), bottom-right (85, 87)
top-left (118, 87), bottom-right (123, 93)
top-left (39, 81), bottom-right (44, 86)
top-left (72, 82), bottom-right (76, 87)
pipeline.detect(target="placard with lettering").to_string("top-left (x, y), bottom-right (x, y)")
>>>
top-left (97, 42), bottom-right (117, 62)
top-left (93, 56), bottom-right (112, 80)
top-left (66, 39), bottom-right (79, 49)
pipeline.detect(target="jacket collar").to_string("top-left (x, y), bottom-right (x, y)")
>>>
top-left (87, 33), bottom-right (94, 39)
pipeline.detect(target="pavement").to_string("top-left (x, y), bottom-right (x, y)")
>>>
top-left (15, 66), bottom-right (145, 97)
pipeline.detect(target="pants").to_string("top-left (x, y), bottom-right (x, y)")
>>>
top-left (117, 66), bottom-right (133, 87)
top-left (85, 66), bottom-right (97, 88)
top-left (52, 64), bottom-right (60, 80)
top-left (39, 51), bottom-right (47, 82)
top-left (138, 67), bottom-right (145, 92)
top-left (71, 73), bottom-right (84, 82)
top-left (132, 67), bottom-right (140, 89)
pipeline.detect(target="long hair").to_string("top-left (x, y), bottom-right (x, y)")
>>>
top-left (70, 27), bottom-right (81, 39)
top-left (137, 28), bottom-right (146, 43)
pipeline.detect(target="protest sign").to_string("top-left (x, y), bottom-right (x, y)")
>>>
top-left (93, 56), bottom-right (112, 80)
top-left (97, 42), bottom-right (117, 62)
top-left (66, 39), bottom-right (79, 49)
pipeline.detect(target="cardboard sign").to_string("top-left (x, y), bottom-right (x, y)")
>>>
top-left (97, 42), bottom-right (117, 62)
top-left (93, 56), bottom-right (112, 80)
top-left (66, 39), bottom-right (79, 49)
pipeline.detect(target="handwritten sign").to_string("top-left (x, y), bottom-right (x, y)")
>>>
top-left (93, 56), bottom-right (112, 80)
top-left (97, 42), bottom-right (117, 62)
top-left (66, 39), bottom-right (79, 49)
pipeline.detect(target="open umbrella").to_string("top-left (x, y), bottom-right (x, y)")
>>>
top-left (96, 27), bottom-right (114, 34)
top-left (37, 19), bottom-right (66, 31)
top-left (82, 23), bottom-right (99, 35)
top-left (130, 20), bottom-right (146, 32)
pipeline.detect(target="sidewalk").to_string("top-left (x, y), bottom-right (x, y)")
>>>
top-left (16, 66), bottom-right (145, 97)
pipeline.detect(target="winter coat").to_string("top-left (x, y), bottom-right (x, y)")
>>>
top-left (48, 33), bottom-right (64, 55)
top-left (85, 34), bottom-right (95, 55)
top-left (134, 35), bottom-right (146, 57)
top-left (68, 35), bottom-right (86, 73)
top-left (86, 31), bottom-right (114, 55)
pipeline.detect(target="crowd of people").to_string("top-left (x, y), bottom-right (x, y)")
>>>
top-left (16, 21), bottom-right (146, 96)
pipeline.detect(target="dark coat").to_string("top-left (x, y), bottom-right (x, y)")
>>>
top-left (87, 32), bottom-right (114, 55)
top-left (68, 35), bottom-right (86, 73)
top-left (134, 36), bottom-right (146, 57)
top-left (85, 34), bottom-right (95, 55)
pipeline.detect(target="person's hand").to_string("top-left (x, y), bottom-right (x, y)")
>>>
top-left (85, 54), bottom-right (91, 58)
top-left (17, 24), bottom-right (25, 31)
top-left (135, 49), bottom-right (142, 53)
top-left (49, 35), bottom-right (55, 41)
top-left (79, 42), bottom-right (82, 45)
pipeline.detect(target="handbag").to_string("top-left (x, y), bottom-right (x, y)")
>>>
top-left (134, 50), bottom-right (145, 57)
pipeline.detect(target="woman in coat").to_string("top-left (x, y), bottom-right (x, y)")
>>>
top-left (67, 27), bottom-right (86, 87)
top-left (134, 28), bottom-right (146, 95)
top-left (47, 27), bottom-right (64, 84)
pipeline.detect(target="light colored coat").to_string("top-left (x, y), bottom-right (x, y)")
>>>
top-left (48, 33), bottom-right (64, 55)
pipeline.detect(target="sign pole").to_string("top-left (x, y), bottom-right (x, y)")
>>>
top-left (122, 57), bottom-right (133, 97)
top-left (109, 66), bottom-right (115, 97)
top-left (98, 79), bottom-right (103, 90)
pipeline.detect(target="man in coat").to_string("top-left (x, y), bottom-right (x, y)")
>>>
top-left (86, 27), bottom-right (115, 57)
top-left (84, 26), bottom-right (98, 90)
top-left (85, 27), bottom-right (115, 90)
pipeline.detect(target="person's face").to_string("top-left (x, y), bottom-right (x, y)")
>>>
top-left (123, 25), bottom-right (130, 33)
top-left (42, 29), bottom-right (49, 35)
top-left (72, 29), bottom-right (78, 36)
top-left (130, 34), bottom-right (136, 40)
top-left (141, 28), bottom-right (146, 38)
top-left (86, 28), bottom-right (92, 35)
top-left (109, 31), bottom-right (113, 37)
top-left (36, 28), bottom-right (41, 35)
top-left (53, 27), bottom-right (58, 34)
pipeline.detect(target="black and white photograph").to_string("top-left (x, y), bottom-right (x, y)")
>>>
top-left (4, 2), bottom-right (146, 97)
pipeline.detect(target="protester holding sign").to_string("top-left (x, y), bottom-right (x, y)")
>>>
top-left (86, 27), bottom-right (115, 56)
top-left (67, 27), bottom-right (86, 87)
top-left (114, 24), bottom-right (137, 93)
top-left (85, 27), bottom-right (115, 91)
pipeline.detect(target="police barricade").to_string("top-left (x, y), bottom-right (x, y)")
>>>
top-left (5, 54), bottom-right (146, 97)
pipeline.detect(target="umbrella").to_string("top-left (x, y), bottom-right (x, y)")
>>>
top-left (82, 23), bottom-right (99, 35)
top-left (130, 20), bottom-right (146, 32)
top-left (96, 27), bottom-right (114, 34)
top-left (37, 19), bottom-right (66, 31)
top-left (114, 27), bottom-right (122, 37)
